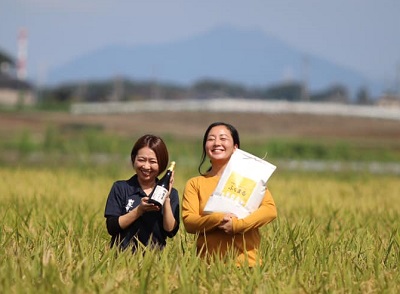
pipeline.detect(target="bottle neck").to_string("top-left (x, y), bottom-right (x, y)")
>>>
top-left (167, 162), bottom-right (175, 172)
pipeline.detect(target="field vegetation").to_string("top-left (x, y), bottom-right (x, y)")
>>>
top-left (1, 109), bottom-right (399, 293)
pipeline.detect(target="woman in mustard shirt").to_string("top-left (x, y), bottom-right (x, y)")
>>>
top-left (182, 122), bottom-right (277, 267)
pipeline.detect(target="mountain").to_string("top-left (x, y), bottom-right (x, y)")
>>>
top-left (48, 26), bottom-right (381, 98)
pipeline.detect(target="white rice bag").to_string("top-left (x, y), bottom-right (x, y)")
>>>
top-left (203, 149), bottom-right (276, 219)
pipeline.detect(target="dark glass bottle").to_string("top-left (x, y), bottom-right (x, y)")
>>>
top-left (148, 161), bottom-right (176, 207)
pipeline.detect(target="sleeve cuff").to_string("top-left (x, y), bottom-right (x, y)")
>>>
top-left (106, 216), bottom-right (121, 235)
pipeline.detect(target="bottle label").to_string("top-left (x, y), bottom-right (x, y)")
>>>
top-left (151, 186), bottom-right (168, 205)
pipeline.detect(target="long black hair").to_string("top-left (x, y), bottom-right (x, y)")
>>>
top-left (198, 122), bottom-right (240, 175)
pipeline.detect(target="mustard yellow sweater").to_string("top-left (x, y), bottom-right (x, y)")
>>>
top-left (182, 174), bottom-right (277, 267)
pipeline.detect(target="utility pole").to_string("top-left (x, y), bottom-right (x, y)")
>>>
top-left (111, 75), bottom-right (123, 101)
top-left (301, 55), bottom-right (309, 102)
top-left (396, 62), bottom-right (400, 96)
top-left (17, 28), bottom-right (28, 108)
top-left (151, 65), bottom-right (160, 100)
top-left (17, 28), bottom-right (28, 80)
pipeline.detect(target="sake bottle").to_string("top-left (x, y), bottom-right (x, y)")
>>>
top-left (148, 161), bottom-right (176, 207)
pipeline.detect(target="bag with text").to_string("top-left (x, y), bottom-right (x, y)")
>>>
top-left (203, 149), bottom-right (276, 219)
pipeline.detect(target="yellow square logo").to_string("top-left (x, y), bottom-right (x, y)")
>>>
top-left (222, 171), bottom-right (256, 203)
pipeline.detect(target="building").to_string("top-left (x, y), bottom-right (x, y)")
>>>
top-left (0, 49), bottom-right (35, 107)
top-left (376, 94), bottom-right (400, 108)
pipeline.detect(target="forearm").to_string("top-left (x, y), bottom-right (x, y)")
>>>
top-left (233, 204), bottom-right (277, 233)
top-left (162, 198), bottom-right (177, 232)
top-left (118, 206), bottom-right (143, 230)
top-left (182, 212), bottom-right (224, 234)
top-left (233, 190), bottom-right (277, 233)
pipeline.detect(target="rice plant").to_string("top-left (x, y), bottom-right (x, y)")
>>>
top-left (0, 167), bottom-right (399, 293)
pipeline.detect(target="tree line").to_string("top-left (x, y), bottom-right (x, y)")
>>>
top-left (40, 77), bottom-right (374, 106)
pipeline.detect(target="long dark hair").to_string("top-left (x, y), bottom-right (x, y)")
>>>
top-left (130, 134), bottom-right (169, 176)
top-left (198, 122), bottom-right (240, 175)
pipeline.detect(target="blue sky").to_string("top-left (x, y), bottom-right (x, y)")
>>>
top-left (1, 0), bottom-right (399, 89)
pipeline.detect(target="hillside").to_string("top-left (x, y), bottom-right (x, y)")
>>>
top-left (47, 26), bottom-right (381, 97)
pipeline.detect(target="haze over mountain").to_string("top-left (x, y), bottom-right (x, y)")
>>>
top-left (48, 26), bottom-right (380, 98)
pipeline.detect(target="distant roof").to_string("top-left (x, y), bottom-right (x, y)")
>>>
top-left (0, 73), bottom-right (32, 90)
top-left (0, 50), bottom-right (15, 66)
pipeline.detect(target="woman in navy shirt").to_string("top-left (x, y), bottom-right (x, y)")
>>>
top-left (104, 134), bottom-right (180, 251)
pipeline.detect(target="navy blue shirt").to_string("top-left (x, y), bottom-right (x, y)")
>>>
top-left (104, 175), bottom-right (180, 251)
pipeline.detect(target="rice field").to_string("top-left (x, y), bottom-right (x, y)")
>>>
top-left (1, 165), bottom-right (399, 293)
top-left (1, 109), bottom-right (399, 293)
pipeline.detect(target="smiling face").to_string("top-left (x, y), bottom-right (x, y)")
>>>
top-left (205, 125), bottom-right (238, 165)
top-left (133, 146), bottom-right (159, 185)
